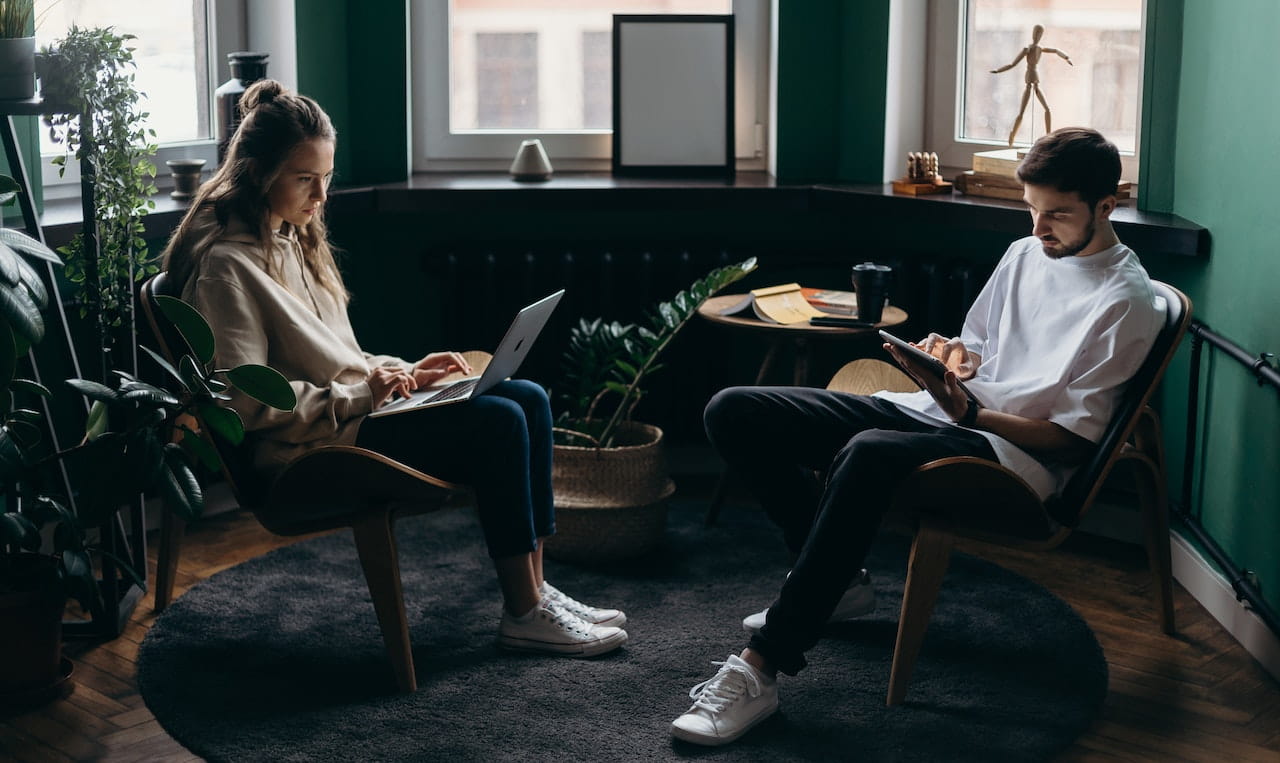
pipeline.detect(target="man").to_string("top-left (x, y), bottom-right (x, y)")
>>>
top-left (671, 127), bottom-right (1164, 746)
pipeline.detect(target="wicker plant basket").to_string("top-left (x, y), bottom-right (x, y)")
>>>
top-left (546, 421), bottom-right (676, 564)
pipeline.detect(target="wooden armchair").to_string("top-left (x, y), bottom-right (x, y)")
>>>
top-left (824, 281), bottom-right (1191, 706)
top-left (139, 272), bottom-right (483, 693)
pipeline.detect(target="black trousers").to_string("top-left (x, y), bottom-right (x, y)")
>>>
top-left (704, 386), bottom-right (996, 675)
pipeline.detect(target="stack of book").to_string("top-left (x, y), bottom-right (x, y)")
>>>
top-left (954, 148), bottom-right (1131, 202)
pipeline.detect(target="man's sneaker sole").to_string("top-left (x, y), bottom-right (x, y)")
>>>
top-left (742, 593), bottom-right (875, 634)
top-left (496, 628), bottom-right (627, 657)
top-left (669, 698), bottom-right (778, 746)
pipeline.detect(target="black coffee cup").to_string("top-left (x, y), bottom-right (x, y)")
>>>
top-left (851, 262), bottom-right (893, 324)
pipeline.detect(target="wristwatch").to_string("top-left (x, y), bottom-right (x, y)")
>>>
top-left (958, 398), bottom-right (981, 428)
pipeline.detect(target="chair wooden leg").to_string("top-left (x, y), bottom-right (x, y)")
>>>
top-left (887, 516), bottom-right (954, 706)
top-left (1132, 410), bottom-right (1176, 635)
top-left (351, 510), bottom-right (417, 693)
top-left (154, 510), bottom-right (185, 612)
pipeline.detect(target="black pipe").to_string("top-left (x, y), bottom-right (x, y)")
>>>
top-left (1176, 319), bottom-right (1280, 637)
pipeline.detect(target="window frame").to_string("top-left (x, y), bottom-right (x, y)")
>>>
top-left (925, 0), bottom-right (1144, 183)
top-left (410, 0), bottom-right (771, 172)
top-left (38, 0), bottom-right (248, 196)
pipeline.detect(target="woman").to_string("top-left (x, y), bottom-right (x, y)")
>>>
top-left (161, 79), bottom-right (626, 657)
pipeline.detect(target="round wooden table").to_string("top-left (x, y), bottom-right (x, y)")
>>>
top-left (697, 294), bottom-right (909, 386)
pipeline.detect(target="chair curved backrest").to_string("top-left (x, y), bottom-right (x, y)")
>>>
top-left (139, 271), bottom-right (270, 509)
top-left (1050, 280), bottom-right (1191, 527)
top-left (139, 271), bottom-right (473, 694)
top-left (865, 280), bottom-right (1190, 707)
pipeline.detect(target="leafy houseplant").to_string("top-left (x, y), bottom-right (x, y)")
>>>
top-left (545, 257), bottom-right (756, 564)
top-left (35, 25), bottom-right (158, 356)
top-left (0, 0), bottom-right (36, 99)
top-left (0, 172), bottom-right (296, 704)
top-left (554, 257), bottom-right (757, 447)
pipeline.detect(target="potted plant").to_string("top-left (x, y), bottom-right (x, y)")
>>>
top-left (0, 173), bottom-right (296, 708)
top-left (0, 0), bottom-right (35, 99)
top-left (546, 257), bottom-right (756, 563)
top-left (35, 24), bottom-right (158, 370)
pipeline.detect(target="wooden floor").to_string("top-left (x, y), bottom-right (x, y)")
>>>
top-left (2, 488), bottom-right (1279, 762)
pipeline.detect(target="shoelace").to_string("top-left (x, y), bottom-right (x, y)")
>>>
top-left (543, 583), bottom-right (599, 619)
top-left (688, 660), bottom-right (762, 712)
top-left (542, 599), bottom-right (591, 636)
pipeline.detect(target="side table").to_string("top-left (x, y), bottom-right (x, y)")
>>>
top-left (697, 294), bottom-right (908, 525)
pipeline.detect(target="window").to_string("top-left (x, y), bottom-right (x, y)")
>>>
top-left (33, 0), bottom-right (248, 191)
top-left (927, 0), bottom-right (1144, 181)
top-left (412, 0), bottom-right (771, 171)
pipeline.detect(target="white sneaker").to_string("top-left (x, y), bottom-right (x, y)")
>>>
top-left (670, 654), bottom-right (779, 746)
top-left (743, 569), bottom-right (874, 635)
top-left (541, 581), bottom-right (627, 628)
top-left (497, 597), bottom-right (627, 657)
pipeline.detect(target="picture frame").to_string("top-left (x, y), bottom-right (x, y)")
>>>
top-left (611, 14), bottom-right (734, 178)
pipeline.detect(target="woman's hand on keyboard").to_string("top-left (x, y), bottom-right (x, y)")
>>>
top-left (369, 366), bottom-right (418, 406)
top-left (412, 352), bottom-right (472, 387)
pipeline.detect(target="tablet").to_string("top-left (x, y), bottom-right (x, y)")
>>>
top-left (878, 330), bottom-right (980, 404)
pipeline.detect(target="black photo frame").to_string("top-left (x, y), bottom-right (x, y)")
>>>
top-left (612, 14), bottom-right (735, 178)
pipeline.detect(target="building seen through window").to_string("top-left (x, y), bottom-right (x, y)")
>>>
top-left (451, 0), bottom-right (729, 132)
top-left (961, 0), bottom-right (1142, 153)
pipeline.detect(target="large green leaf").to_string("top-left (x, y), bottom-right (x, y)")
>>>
top-left (160, 444), bottom-right (203, 521)
top-left (154, 295), bottom-right (214, 364)
top-left (84, 399), bottom-right (109, 440)
top-left (0, 278), bottom-right (43, 345)
top-left (66, 378), bottom-right (119, 403)
top-left (0, 318), bottom-right (15, 390)
top-left (198, 402), bottom-right (245, 446)
top-left (140, 345), bottom-right (186, 391)
top-left (0, 228), bottom-right (61, 265)
top-left (8, 378), bottom-right (50, 398)
top-left (0, 511), bottom-right (40, 550)
top-left (179, 425), bottom-right (222, 472)
top-left (0, 427), bottom-right (24, 482)
top-left (13, 254), bottom-right (48, 309)
top-left (119, 381), bottom-right (180, 407)
top-left (227, 364), bottom-right (297, 411)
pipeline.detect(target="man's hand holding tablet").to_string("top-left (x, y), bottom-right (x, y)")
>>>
top-left (879, 330), bottom-right (984, 423)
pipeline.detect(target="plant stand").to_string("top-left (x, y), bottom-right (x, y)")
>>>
top-left (1, 98), bottom-right (147, 639)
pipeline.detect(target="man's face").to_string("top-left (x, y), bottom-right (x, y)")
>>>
top-left (1022, 184), bottom-right (1106, 259)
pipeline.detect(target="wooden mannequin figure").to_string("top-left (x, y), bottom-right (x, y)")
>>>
top-left (990, 24), bottom-right (1072, 146)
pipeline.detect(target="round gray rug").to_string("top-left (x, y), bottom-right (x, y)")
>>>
top-left (138, 502), bottom-right (1106, 762)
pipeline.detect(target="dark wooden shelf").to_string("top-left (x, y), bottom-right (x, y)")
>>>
top-left (33, 171), bottom-right (1209, 258)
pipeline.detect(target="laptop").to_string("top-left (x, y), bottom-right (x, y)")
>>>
top-left (369, 289), bottom-right (565, 418)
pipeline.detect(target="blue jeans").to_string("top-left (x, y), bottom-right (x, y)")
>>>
top-left (356, 379), bottom-right (555, 559)
top-left (704, 386), bottom-right (996, 675)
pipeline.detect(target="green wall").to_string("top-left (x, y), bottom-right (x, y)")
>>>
top-left (775, 1), bottom-right (890, 182)
top-left (1144, 0), bottom-right (1280, 614)
top-left (295, 0), bottom-right (410, 186)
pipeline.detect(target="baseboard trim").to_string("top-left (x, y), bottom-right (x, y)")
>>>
top-left (1172, 530), bottom-right (1280, 681)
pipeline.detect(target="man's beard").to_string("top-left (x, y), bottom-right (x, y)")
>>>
top-left (1041, 212), bottom-right (1096, 259)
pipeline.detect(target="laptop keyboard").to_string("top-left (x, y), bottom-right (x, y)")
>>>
top-left (431, 378), bottom-right (478, 403)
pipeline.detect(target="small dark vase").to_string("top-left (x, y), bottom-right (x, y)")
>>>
top-left (214, 51), bottom-right (269, 164)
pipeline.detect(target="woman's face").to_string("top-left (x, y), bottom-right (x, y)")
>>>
top-left (267, 138), bottom-right (335, 231)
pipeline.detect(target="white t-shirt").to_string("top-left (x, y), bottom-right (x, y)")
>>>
top-left (875, 236), bottom-right (1165, 499)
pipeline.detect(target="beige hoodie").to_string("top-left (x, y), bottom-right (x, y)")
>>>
top-left (182, 225), bottom-right (410, 475)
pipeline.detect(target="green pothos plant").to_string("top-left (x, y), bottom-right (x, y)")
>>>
top-left (36, 25), bottom-right (158, 340)
top-left (0, 173), bottom-right (295, 613)
top-left (555, 257), bottom-right (757, 448)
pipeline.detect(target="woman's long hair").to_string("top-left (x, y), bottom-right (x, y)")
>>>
top-left (160, 79), bottom-right (346, 302)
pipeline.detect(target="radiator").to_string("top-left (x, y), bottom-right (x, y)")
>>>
top-left (422, 246), bottom-right (991, 445)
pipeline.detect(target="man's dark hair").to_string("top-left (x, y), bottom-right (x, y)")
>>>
top-left (1016, 127), bottom-right (1121, 207)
